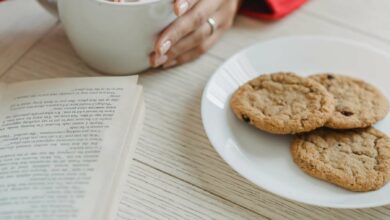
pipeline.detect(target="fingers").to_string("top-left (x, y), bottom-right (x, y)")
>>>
top-left (149, 54), bottom-right (168, 68)
top-left (165, 21), bottom-right (212, 62)
top-left (150, 0), bottom-right (238, 68)
top-left (155, 0), bottom-right (222, 56)
top-left (173, 0), bottom-right (199, 16)
top-left (150, 20), bottom-right (210, 68)
top-left (163, 30), bottom-right (222, 68)
top-left (163, 5), bottom-right (231, 67)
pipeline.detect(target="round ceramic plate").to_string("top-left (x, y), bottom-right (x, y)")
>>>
top-left (201, 36), bottom-right (390, 208)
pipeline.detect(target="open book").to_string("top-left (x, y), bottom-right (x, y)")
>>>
top-left (0, 76), bottom-right (145, 220)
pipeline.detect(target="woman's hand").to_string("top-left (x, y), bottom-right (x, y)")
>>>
top-left (150, 0), bottom-right (242, 68)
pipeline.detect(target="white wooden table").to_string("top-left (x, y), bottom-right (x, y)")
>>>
top-left (2, 1), bottom-right (390, 219)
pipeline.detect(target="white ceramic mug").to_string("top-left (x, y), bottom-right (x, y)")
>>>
top-left (38, 0), bottom-right (175, 75)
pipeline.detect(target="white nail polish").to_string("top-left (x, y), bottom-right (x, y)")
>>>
top-left (178, 1), bottom-right (189, 16)
top-left (159, 40), bottom-right (171, 55)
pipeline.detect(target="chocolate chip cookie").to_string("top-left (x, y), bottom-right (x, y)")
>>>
top-left (230, 72), bottom-right (334, 134)
top-left (310, 73), bottom-right (389, 129)
top-left (291, 127), bottom-right (390, 191)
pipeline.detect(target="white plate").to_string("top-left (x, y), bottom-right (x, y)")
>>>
top-left (201, 36), bottom-right (390, 208)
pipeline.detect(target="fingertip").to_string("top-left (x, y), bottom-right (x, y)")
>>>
top-left (159, 40), bottom-right (172, 55)
top-left (154, 37), bottom-right (162, 55)
top-left (175, 0), bottom-right (189, 16)
top-left (150, 53), bottom-right (168, 68)
top-left (173, 3), bottom-right (181, 16)
top-left (154, 35), bottom-right (171, 56)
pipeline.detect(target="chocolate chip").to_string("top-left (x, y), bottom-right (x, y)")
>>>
top-left (250, 83), bottom-right (261, 90)
top-left (341, 111), bottom-right (354, 116)
top-left (327, 74), bottom-right (335, 80)
top-left (337, 143), bottom-right (342, 147)
top-left (242, 114), bottom-right (250, 123)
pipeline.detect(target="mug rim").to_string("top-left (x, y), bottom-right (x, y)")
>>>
top-left (94, 0), bottom-right (171, 6)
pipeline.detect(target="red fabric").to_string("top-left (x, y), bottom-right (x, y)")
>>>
top-left (240, 0), bottom-right (308, 20)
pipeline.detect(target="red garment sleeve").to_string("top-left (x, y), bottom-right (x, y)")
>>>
top-left (240, 0), bottom-right (308, 20)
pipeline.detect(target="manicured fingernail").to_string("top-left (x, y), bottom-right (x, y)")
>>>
top-left (159, 40), bottom-right (171, 55)
top-left (154, 55), bottom-right (168, 67)
top-left (177, 0), bottom-right (189, 16)
top-left (163, 60), bottom-right (177, 69)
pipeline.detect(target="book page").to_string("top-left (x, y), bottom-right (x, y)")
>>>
top-left (92, 87), bottom-right (143, 220)
top-left (102, 92), bottom-right (144, 220)
top-left (113, 102), bottom-right (145, 220)
top-left (0, 76), bottom-right (139, 220)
